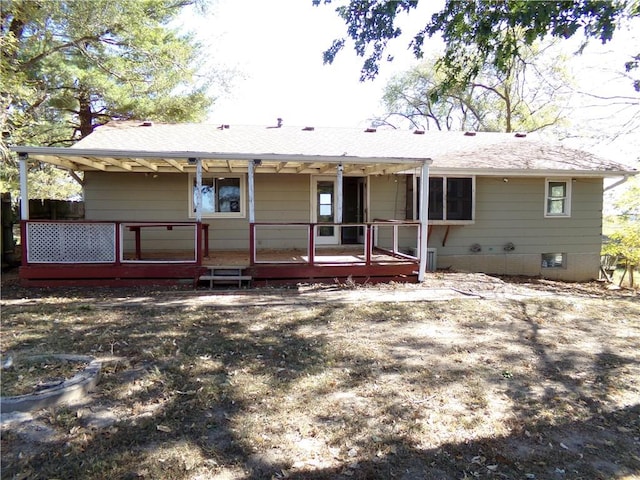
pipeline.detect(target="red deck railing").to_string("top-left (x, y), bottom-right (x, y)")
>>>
top-left (21, 220), bottom-right (207, 266)
top-left (249, 221), bottom-right (421, 266)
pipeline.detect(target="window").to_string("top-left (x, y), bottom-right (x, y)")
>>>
top-left (541, 253), bottom-right (566, 269)
top-left (189, 175), bottom-right (245, 218)
top-left (545, 178), bottom-right (571, 217)
top-left (408, 176), bottom-right (475, 222)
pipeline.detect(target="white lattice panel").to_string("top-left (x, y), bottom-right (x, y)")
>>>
top-left (27, 223), bottom-right (116, 263)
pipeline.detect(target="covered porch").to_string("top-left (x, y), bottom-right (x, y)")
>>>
top-left (12, 143), bottom-right (432, 287)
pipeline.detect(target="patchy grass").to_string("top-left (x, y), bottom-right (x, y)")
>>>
top-left (1, 277), bottom-right (639, 480)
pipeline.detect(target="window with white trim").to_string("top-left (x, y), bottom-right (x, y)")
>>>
top-left (408, 176), bottom-right (475, 223)
top-left (189, 174), bottom-right (246, 218)
top-left (545, 178), bottom-right (571, 217)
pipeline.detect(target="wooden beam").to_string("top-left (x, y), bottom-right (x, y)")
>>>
top-left (66, 156), bottom-right (107, 171)
top-left (164, 159), bottom-right (184, 172)
top-left (296, 163), bottom-right (312, 173)
top-left (275, 162), bottom-right (287, 173)
top-left (33, 156), bottom-right (81, 170)
top-left (342, 164), bottom-right (364, 175)
top-left (131, 157), bottom-right (158, 171)
top-left (318, 163), bottom-right (336, 174)
top-left (363, 165), bottom-right (387, 175)
top-left (69, 171), bottom-right (84, 186)
top-left (101, 156), bottom-right (132, 170)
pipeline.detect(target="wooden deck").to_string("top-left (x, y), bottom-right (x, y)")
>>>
top-left (19, 219), bottom-right (423, 287)
top-left (20, 247), bottom-right (420, 287)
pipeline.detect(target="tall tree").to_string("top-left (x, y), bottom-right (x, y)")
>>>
top-left (379, 41), bottom-right (572, 133)
top-left (317, 0), bottom-right (637, 87)
top-left (1, 0), bottom-right (215, 197)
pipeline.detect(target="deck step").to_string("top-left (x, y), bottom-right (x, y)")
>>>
top-left (199, 267), bottom-right (252, 288)
top-left (199, 275), bottom-right (252, 281)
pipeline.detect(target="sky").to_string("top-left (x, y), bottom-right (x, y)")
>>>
top-left (177, 0), bottom-right (639, 165)
top-left (178, 0), bottom-right (442, 128)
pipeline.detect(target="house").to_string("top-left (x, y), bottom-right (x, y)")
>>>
top-left (11, 122), bottom-right (635, 287)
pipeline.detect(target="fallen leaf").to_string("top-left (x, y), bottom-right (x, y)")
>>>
top-left (156, 425), bottom-right (172, 433)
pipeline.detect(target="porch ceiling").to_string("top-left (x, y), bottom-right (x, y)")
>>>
top-left (12, 146), bottom-right (428, 176)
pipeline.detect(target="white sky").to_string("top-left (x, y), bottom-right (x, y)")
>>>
top-left (178, 0), bottom-right (639, 165)
top-left (179, 0), bottom-right (441, 128)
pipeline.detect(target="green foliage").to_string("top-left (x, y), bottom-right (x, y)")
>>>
top-left (603, 173), bottom-right (640, 286)
top-left (1, 0), bottom-right (214, 199)
top-left (319, 0), bottom-right (637, 87)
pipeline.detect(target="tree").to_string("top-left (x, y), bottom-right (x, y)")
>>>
top-left (317, 0), bottom-right (637, 87)
top-left (602, 172), bottom-right (640, 288)
top-left (1, 0), bottom-right (215, 198)
top-left (378, 40), bottom-right (572, 132)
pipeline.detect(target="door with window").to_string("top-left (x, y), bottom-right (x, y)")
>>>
top-left (312, 177), bottom-right (338, 245)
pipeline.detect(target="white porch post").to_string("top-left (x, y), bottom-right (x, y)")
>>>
top-left (194, 158), bottom-right (202, 222)
top-left (248, 160), bottom-right (256, 223)
top-left (336, 163), bottom-right (343, 224)
top-left (418, 160), bottom-right (431, 282)
top-left (19, 154), bottom-right (29, 220)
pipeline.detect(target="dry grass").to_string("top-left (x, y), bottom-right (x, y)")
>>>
top-left (1, 276), bottom-right (639, 480)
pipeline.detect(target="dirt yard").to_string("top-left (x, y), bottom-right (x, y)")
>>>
top-left (1, 273), bottom-right (639, 480)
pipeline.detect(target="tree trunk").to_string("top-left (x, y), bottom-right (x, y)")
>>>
top-left (78, 90), bottom-right (94, 139)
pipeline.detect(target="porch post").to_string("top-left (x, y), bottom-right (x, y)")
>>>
top-left (418, 160), bottom-right (430, 282)
top-left (193, 158), bottom-right (202, 222)
top-left (248, 160), bottom-right (256, 223)
top-left (19, 153), bottom-right (29, 220)
top-left (336, 163), bottom-right (343, 224)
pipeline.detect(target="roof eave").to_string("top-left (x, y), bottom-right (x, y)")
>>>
top-left (10, 146), bottom-right (432, 166)
top-left (429, 167), bottom-right (637, 178)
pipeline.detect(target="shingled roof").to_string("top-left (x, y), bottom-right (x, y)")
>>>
top-left (12, 121), bottom-right (635, 177)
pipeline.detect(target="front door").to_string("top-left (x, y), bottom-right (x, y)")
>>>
top-left (313, 177), bottom-right (338, 245)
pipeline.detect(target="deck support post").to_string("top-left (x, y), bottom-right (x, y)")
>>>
top-left (193, 158), bottom-right (202, 222)
top-left (418, 159), bottom-right (431, 282)
top-left (248, 160), bottom-right (256, 223)
top-left (19, 153), bottom-right (29, 220)
top-left (336, 164), bottom-right (343, 224)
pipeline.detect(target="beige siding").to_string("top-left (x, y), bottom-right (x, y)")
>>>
top-left (430, 177), bottom-right (604, 281)
top-left (83, 172), bottom-right (604, 280)
top-left (369, 175), bottom-right (408, 220)
top-left (253, 174), bottom-right (310, 249)
top-left (84, 172), bottom-right (314, 251)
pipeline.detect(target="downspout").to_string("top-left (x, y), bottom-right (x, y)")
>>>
top-left (418, 159), bottom-right (431, 282)
top-left (604, 174), bottom-right (631, 192)
top-left (19, 153), bottom-right (29, 220)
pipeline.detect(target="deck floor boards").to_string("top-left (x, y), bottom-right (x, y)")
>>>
top-left (121, 247), bottom-right (415, 267)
